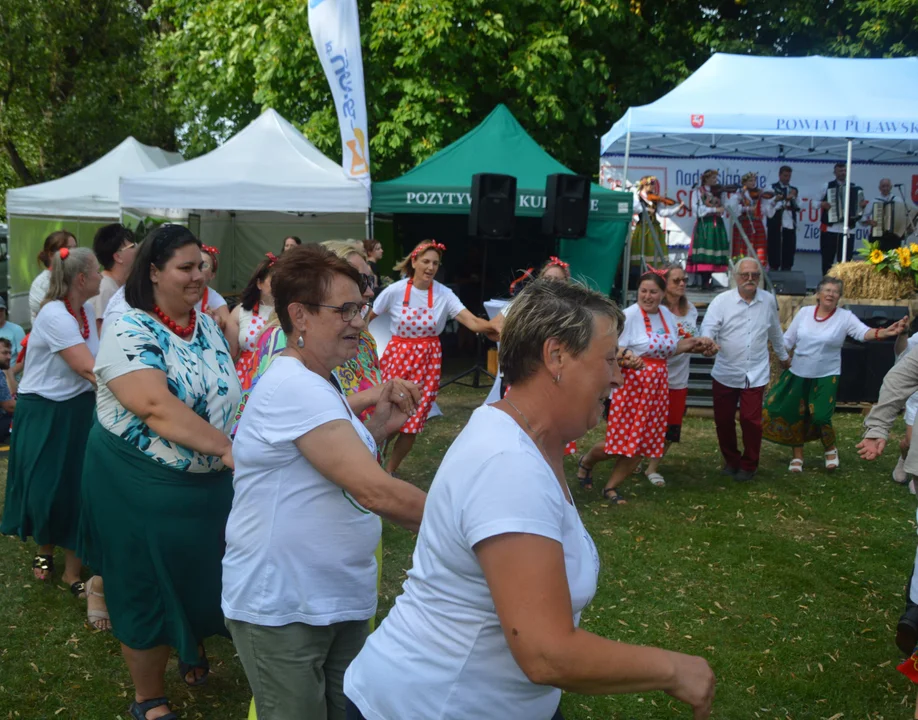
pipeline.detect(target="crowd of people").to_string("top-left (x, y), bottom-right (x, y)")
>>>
top-left (4, 219), bottom-right (918, 720)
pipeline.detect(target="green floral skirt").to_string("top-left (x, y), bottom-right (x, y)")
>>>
top-left (762, 371), bottom-right (838, 448)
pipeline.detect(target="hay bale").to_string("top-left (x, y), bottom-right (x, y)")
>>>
top-left (828, 261), bottom-right (916, 301)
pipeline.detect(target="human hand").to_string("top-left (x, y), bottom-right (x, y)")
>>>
top-left (856, 437), bottom-right (886, 460)
top-left (820, 201), bottom-right (831, 211)
top-left (860, 198), bottom-right (869, 209)
top-left (779, 357), bottom-right (791, 370)
top-left (886, 316), bottom-right (909, 337)
top-left (665, 651), bottom-right (716, 719)
top-left (221, 446), bottom-right (235, 470)
top-left (618, 349), bottom-right (644, 370)
top-left (375, 380), bottom-right (419, 437)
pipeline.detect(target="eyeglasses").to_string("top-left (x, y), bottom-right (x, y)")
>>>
top-left (201, 261), bottom-right (213, 272)
top-left (671, 277), bottom-right (688, 284)
top-left (739, 272), bottom-right (761, 280)
top-left (304, 302), bottom-right (367, 322)
top-left (120, 241), bottom-right (138, 252)
top-left (359, 273), bottom-right (376, 293)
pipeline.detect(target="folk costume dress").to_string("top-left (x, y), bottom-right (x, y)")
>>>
top-left (604, 304), bottom-right (680, 458)
top-left (1, 300), bottom-right (99, 550)
top-left (686, 186), bottom-right (730, 273)
top-left (728, 189), bottom-right (774, 266)
top-left (375, 278), bottom-right (464, 434)
top-left (79, 310), bottom-right (241, 665)
top-left (235, 302), bottom-right (273, 391)
top-left (630, 191), bottom-right (682, 270)
top-left (762, 305), bottom-right (871, 449)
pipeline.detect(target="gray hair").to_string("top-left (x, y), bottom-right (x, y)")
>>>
top-left (322, 239), bottom-right (367, 262)
top-left (499, 279), bottom-right (624, 385)
top-left (816, 276), bottom-right (844, 295)
top-left (43, 247), bottom-right (98, 306)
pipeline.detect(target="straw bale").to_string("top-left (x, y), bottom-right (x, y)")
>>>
top-left (827, 261), bottom-right (916, 301)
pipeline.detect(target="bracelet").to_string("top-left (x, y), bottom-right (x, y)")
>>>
top-left (875, 328), bottom-right (881, 340)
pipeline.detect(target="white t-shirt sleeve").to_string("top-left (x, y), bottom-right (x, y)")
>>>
top-left (440, 285), bottom-right (467, 320)
top-left (372, 282), bottom-right (399, 318)
top-left (258, 372), bottom-right (351, 445)
top-left (458, 451), bottom-right (565, 549)
top-left (43, 303), bottom-right (90, 353)
top-left (783, 308), bottom-right (802, 351)
top-left (208, 289), bottom-right (228, 310)
top-left (29, 271), bottom-right (50, 321)
top-left (845, 310), bottom-right (871, 342)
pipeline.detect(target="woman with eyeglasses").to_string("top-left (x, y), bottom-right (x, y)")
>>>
top-left (225, 244), bottom-right (426, 720)
top-left (227, 254), bottom-right (276, 390)
top-left (763, 276), bottom-right (907, 472)
top-left (367, 240), bottom-right (497, 476)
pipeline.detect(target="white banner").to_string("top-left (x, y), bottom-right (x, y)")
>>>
top-left (599, 156), bottom-right (918, 254)
top-left (309, 0), bottom-right (371, 189)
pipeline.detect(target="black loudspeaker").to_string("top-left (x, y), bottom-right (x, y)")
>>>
top-left (768, 270), bottom-right (807, 296)
top-left (837, 304), bottom-right (909, 403)
top-left (469, 173), bottom-right (517, 239)
top-left (543, 173), bottom-right (590, 238)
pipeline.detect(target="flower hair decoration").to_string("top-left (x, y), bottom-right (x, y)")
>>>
top-left (265, 252), bottom-right (278, 266)
top-left (410, 241), bottom-right (447, 261)
top-left (546, 256), bottom-right (569, 270)
top-left (643, 263), bottom-right (669, 279)
top-left (59, 248), bottom-right (70, 260)
top-left (201, 244), bottom-right (220, 256)
top-left (509, 268), bottom-right (535, 296)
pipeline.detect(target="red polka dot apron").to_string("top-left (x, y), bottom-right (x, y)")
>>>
top-left (379, 280), bottom-right (443, 434)
top-left (235, 302), bottom-right (268, 391)
top-left (604, 308), bottom-right (675, 458)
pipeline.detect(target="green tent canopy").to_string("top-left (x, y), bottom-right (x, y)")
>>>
top-left (371, 104), bottom-right (632, 293)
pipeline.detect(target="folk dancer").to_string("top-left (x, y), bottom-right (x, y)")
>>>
top-left (629, 176), bottom-right (684, 284)
top-left (766, 166), bottom-right (800, 271)
top-left (727, 172), bottom-right (772, 267)
top-left (861, 178), bottom-right (910, 252)
top-left (819, 162), bottom-right (867, 275)
top-left (686, 169), bottom-right (730, 290)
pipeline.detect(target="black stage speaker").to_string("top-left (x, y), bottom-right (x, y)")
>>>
top-left (469, 173), bottom-right (517, 239)
top-left (543, 173), bottom-right (590, 238)
top-left (768, 270), bottom-right (807, 296)
top-left (837, 304), bottom-right (909, 403)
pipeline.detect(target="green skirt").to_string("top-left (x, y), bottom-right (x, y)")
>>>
top-left (686, 215), bottom-right (730, 272)
top-left (0, 391), bottom-right (95, 548)
top-left (630, 215), bottom-right (666, 268)
top-left (762, 371), bottom-right (839, 448)
top-left (79, 422), bottom-right (233, 663)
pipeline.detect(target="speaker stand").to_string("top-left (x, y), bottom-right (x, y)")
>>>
top-left (440, 239), bottom-right (495, 390)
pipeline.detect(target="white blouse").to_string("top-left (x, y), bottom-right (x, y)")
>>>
top-left (783, 306), bottom-right (871, 379)
top-left (618, 303), bottom-right (681, 360)
top-left (667, 302), bottom-right (699, 390)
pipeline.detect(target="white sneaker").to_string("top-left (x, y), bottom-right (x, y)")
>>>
top-left (909, 476), bottom-right (916, 496)
top-left (894, 456), bottom-right (909, 484)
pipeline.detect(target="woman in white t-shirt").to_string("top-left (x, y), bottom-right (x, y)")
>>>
top-left (345, 278), bottom-right (716, 720)
top-left (763, 276), bottom-right (907, 472)
top-left (28, 229), bottom-right (78, 323)
top-left (1, 246), bottom-right (100, 597)
top-left (227, 253), bottom-right (275, 390)
top-left (367, 240), bottom-right (497, 475)
top-left (225, 244), bottom-right (425, 720)
top-left (199, 244), bottom-right (229, 331)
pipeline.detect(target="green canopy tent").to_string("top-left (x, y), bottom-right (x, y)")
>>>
top-left (372, 104), bottom-right (632, 294)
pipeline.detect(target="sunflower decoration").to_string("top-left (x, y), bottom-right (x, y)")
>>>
top-left (910, 242), bottom-right (918, 255)
top-left (897, 247), bottom-right (912, 269)
top-left (869, 248), bottom-right (885, 265)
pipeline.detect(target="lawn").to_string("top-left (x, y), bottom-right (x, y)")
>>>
top-left (1, 383), bottom-right (917, 719)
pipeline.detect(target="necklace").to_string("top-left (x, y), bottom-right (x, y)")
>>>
top-left (813, 305), bottom-right (836, 323)
top-left (63, 298), bottom-right (89, 340)
top-left (503, 397), bottom-right (570, 500)
top-left (153, 305), bottom-right (197, 338)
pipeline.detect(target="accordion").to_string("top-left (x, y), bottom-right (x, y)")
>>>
top-left (871, 200), bottom-right (906, 237)
top-left (827, 186), bottom-right (864, 225)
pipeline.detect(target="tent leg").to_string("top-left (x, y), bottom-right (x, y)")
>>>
top-left (621, 222), bottom-right (635, 306)
top-left (622, 131), bottom-right (632, 190)
top-left (842, 139), bottom-right (853, 263)
top-left (230, 212), bottom-right (237, 291)
top-left (366, 211), bottom-right (373, 240)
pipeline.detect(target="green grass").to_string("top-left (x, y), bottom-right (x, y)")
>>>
top-left (2, 385), bottom-right (917, 719)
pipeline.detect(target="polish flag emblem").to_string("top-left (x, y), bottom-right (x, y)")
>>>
top-left (690, 114), bottom-right (705, 128)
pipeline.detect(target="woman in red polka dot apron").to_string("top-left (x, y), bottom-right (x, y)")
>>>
top-left (367, 240), bottom-right (497, 476)
top-left (227, 253), bottom-right (276, 391)
top-left (576, 272), bottom-right (711, 506)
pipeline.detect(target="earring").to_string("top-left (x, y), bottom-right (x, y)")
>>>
top-left (296, 335), bottom-right (305, 348)
top-left (554, 374), bottom-right (561, 384)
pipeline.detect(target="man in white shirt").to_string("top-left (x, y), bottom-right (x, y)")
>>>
top-left (700, 258), bottom-right (790, 481)
top-left (819, 162), bottom-right (867, 275)
top-left (861, 178), bottom-right (909, 252)
top-left (90, 224), bottom-right (138, 335)
top-left (766, 165), bottom-right (799, 271)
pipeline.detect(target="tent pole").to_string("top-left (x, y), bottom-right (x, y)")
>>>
top-left (622, 130), bottom-right (632, 190)
top-left (230, 212), bottom-right (237, 291)
top-left (366, 211), bottom-right (374, 240)
top-left (842, 140), bottom-right (853, 264)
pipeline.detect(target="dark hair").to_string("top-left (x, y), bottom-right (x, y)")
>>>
top-left (93, 224), bottom-right (135, 271)
top-left (240, 257), bottom-right (276, 311)
top-left (272, 244), bottom-right (362, 335)
top-left (125, 224), bottom-right (201, 311)
top-left (282, 236), bottom-right (302, 251)
top-left (834, 161), bottom-right (846, 170)
top-left (779, 165), bottom-right (792, 174)
top-left (362, 238), bottom-right (381, 255)
top-left (662, 263), bottom-right (688, 314)
top-left (38, 230), bottom-right (76, 268)
top-left (0, 337), bottom-right (12, 350)
top-left (638, 272), bottom-right (666, 292)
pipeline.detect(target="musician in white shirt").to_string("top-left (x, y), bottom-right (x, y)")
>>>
top-left (818, 162), bottom-right (868, 275)
top-left (861, 178), bottom-right (908, 251)
top-left (766, 166), bottom-right (800, 271)
top-left (700, 258), bottom-right (789, 482)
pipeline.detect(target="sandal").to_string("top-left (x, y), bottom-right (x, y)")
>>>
top-left (68, 580), bottom-right (86, 599)
top-left (602, 487), bottom-right (627, 505)
top-left (576, 455), bottom-right (593, 490)
top-left (178, 643), bottom-right (210, 687)
top-left (85, 576), bottom-right (110, 631)
top-left (788, 458), bottom-right (804, 473)
top-left (129, 697), bottom-right (177, 720)
top-left (632, 462), bottom-right (644, 475)
top-left (645, 472), bottom-right (665, 487)
top-left (824, 449), bottom-right (840, 471)
top-left (32, 554), bottom-right (54, 581)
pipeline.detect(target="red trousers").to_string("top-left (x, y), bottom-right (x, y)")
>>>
top-left (712, 379), bottom-right (764, 472)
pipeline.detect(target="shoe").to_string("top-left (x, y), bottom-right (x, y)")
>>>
top-left (893, 456), bottom-right (908, 484)
top-left (734, 469), bottom-right (757, 483)
top-left (720, 465), bottom-right (739, 477)
top-left (897, 608), bottom-right (918, 655)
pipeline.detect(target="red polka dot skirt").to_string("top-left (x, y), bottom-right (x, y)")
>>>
top-left (380, 336), bottom-right (443, 435)
top-left (604, 359), bottom-right (670, 458)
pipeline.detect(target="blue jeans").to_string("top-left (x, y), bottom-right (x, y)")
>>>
top-left (346, 699), bottom-right (564, 720)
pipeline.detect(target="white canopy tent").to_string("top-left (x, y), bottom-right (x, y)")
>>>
top-left (601, 53), bottom-right (918, 290)
top-left (120, 109), bottom-right (370, 293)
top-left (5, 137), bottom-right (183, 324)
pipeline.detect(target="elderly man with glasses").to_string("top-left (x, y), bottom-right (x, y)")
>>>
top-left (700, 258), bottom-right (790, 481)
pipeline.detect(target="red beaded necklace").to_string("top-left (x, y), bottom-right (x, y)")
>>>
top-left (153, 305), bottom-right (197, 339)
top-left (63, 298), bottom-right (89, 340)
top-left (813, 304), bottom-right (837, 323)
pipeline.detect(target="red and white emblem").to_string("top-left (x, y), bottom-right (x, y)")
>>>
top-left (690, 114), bottom-right (705, 128)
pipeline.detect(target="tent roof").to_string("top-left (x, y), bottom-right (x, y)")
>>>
top-left (120, 109), bottom-right (369, 214)
top-left (6, 137), bottom-right (183, 218)
top-left (372, 104), bottom-right (629, 218)
top-left (601, 54), bottom-right (918, 162)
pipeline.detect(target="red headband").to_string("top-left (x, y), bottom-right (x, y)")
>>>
top-left (643, 263), bottom-right (669, 279)
top-left (509, 268), bottom-right (535, 295)
top-left (201, 244), bottom-right (219, 256)
top-left (546, 256), bottom-right (569, 270)
top-left (410, 241), bottom-right (446, 261)
top-left (265, 252), bottom-right (278, 266)
top-left (59, 248), bottom-right (70, 260)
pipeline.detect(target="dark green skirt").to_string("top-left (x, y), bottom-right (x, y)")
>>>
top-left (79, 422), bottom-right (233, 663)
top-left (1, 391), bottom-right (95, 548)
top-left (762, 371), bottom-right (839, 448)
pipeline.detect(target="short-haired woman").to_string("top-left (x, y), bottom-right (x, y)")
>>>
top-left (227, 254), bottom-right (276, 389)
top-left (367, 240), bottom-right (496, 475)
top-left (225, 244), bottom-right (426, 720)
top-left (199, 244), bottom-right (229, 332)
top-left (1, 246), bottom-right (100, 597)
top-left (577, 272), bottom-right (713, 503)
top-left (763, 276), bottom-right (907, 471)
top-left (29, 230), bottom-right (78, 322)
top-left (79, 224), bottom-right (241, 720)
top-left (345, 279), bottom-right (715, 720)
